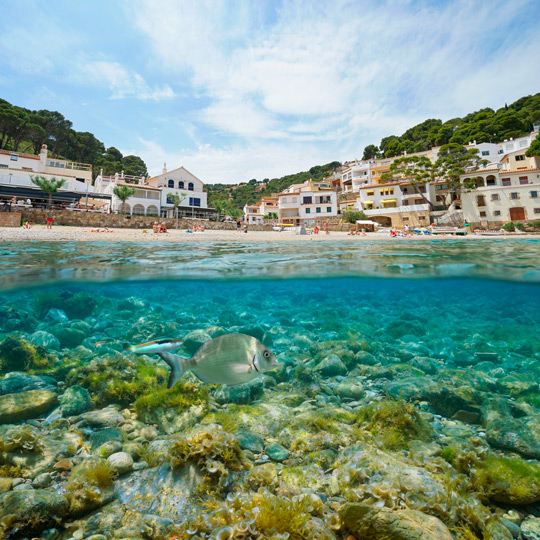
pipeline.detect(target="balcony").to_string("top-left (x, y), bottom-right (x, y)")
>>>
top-left (364, 203), bottom-right (430, 215)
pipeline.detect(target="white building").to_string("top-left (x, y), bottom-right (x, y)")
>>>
top-left (461, 148), bottom-right (540, 227)
top-left (341, 160), bottom-right (376, 193)
top-left (94, 172), bottom-right (160, 215)
top-left (277, 180), bottom-right (338, 225)
top-left (147, 164), bottom-right (208, 218)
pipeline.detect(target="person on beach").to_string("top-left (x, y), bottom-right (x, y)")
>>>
top-left (160, 222), bottom-right (168, 233)
top-left (236, 219), bottom-right (242, 232)
top-left (46, 209), bottom-right (54, 230)
top-left (153, 222), bottom-right (159, 234)
top-left (324, 221), bottom-right (329, 235)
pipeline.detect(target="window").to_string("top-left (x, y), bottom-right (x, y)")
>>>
top-left (494, 210), bottom-right (501, 216)
top-left (189, 197), bottom-right (201, 207)
top-left (502, 178), bottom-right (511, 186)
top-left (515, 155), bottom-right (525, 161)
top-left (10, 154), bottom-right (17, 161)
top-left (535, 208), bottom-right (540, 214)
top-left (166, 194), bottom-right (174, 204)
top-left (491, 194), bottom-right (499, 201)
top-left (419, 216), bottom-right (425, 221)
top-left (403, 187), bottom-right (408, 193)
top-left (486, 177), bottom-right (496, 186)
top-left (476, 195), bottom-right (486, 206)
top-left (519, 177), bottom-right (529, 185)
top-left (531, 191), bottom-right (538, 198)
top-left (520, 140), bottom-right (528, 148)
top-left (188, 182), bottom-right (194, 191)
top-left (303, 196), bottom-right (312, 204)
top-left (0, 164), bottom-right (8, 169)
top-left (479, 211), bottom-right (487, 217)
top-left (167, 179), bottom-right (174, 188)
top-left (327, 207), bottom-right (332, 212)
top-left (482, 151), bottom-right (490, 156)
top-left (305, 208), bottom-right (311, 214)
top-left (510, 192), bottom-right (519, 200)
top-left (316, 207), bottom-right (321, 213)
top-left (178, 181), bottom-right (184, 189)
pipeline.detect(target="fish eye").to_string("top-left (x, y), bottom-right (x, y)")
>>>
top-left (263, 351), bottom-right (269, 358)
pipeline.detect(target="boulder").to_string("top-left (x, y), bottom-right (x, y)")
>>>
top-left (28, 330), bottom-right (61, 351)
top-left (107, 452), bottom-right (133, 475)
top-left (314, 354), bottom-right (347, 377)
top-left (59, 385), bottom-right (93, 416)
top-left (339, 503), bottom-right (452, 540)
top-left (522, 518), bottom-right (540, 540)
top-left (0, 389), bottom-right (58, 424)
top-left (0, 372), bottom-right (57, 396)
top-left (49, 324), bottom-right (86, 348)
top-left (265, 441), bottom-right (290, 462)
top-left (0, 489), bottom-right (68, 536)
top-left (214, 379), bottom-right (264, 405)
top-left (81, 406), bottom-right (124, 428)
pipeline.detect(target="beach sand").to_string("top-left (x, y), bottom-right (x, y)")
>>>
top-left (0, 224), bottom-right (534, 242)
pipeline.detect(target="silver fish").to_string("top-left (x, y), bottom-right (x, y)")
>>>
top-left (158, 333), bottom-right (278, 388)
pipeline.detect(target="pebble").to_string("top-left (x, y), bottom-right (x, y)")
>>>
top-left (140, 426), bottom-right (158, 440)
top-left (522, 518), bottom-right (540, 540)
top-left (107, 451), bottom-right (134, 475)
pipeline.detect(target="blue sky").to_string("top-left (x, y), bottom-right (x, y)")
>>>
top-left (0, 0), bottom-right (539, 183)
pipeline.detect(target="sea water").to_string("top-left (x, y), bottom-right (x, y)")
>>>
top-left (1, 239), bottom-right (540, 538)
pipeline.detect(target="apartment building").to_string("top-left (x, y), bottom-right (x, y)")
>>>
top-left (278, 180), bottom-right (338, 225)
top-left (461, 149), bottom-right (540, 227)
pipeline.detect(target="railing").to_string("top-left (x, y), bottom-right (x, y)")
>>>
top-left (364, 203), bottom-right (430, 215)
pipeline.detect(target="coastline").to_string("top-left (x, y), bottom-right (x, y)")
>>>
top-left (0, 225), bottom-right (537, 242)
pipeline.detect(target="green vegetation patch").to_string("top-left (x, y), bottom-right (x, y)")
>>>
top-left (357, 399), bottom-right (433, 449)
top-left (0, 335), bottom-right (50, 374)
top-left (34, 290), bottom-right (97, 319)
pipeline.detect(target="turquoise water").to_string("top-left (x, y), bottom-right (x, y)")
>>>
top-left (1, 240), bottom-right (540, 538)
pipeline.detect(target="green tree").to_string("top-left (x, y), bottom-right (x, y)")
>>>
top-left (168, 191), bottom-right (186, 228)
top-left (526, 133), bottom-right (540, 157)
top-left (113, 184), bottom-right (136, 214)
top-left (30, 175), bottom-right (67, 208)
top-left (362, 145), bottom-right (380, 160)
top-left (212, 200), bottom-right (228, 221)
top-left (380, 155), bottom-right (437, 209)
top-left (342, 210), bottom-right (367, 224)
top-left (122, 155), bottom-right (148, 177)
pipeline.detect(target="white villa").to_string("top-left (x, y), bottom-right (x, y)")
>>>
top-left (147, 164), bottom-right (208, 218)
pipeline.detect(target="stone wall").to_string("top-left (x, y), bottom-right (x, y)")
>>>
top-left (0, 211), bottom-right (22, 227)
top-left (17, 208), bottom-right (281, 231)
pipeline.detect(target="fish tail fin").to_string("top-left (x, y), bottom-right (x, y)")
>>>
top-left (123, 343), bottom-right (135, 353)
top-left (158, 352), bottom-right (186, 389)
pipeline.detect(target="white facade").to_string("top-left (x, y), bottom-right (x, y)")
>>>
top-left (461, 149), bottom-right (540, 226)
top-left (147, 165), bottom-right (208, 217)
top-left (277, 181), bottom-right (338, 224)
top-left (341, 160), bottom-right (376, 193)
top-left (0, 145), bottom-right (93, 183)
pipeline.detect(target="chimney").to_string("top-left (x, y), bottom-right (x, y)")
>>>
top-left (473, 140), bottom-right (476, 145)
top-left (162, 163), bottom-right (167, 174)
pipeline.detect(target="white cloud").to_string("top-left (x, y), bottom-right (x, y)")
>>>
top-left (73, 61), bottom-right (174, 101)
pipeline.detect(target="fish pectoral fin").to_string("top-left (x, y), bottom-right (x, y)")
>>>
top-left (228, 363), bottom-right (252, 375)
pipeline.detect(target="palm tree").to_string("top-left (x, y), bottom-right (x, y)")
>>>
top-left (113, 185), bottom-right (136, 214)
top-left (168, 191), bottom-right (186, 228)
top-left (30, 175), bottom-right (66, 208)
top-left (213, 200), bottom-right (227, 222)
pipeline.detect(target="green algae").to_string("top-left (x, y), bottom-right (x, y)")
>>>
top-left (356, 399), bottom-right (432, 449)
top-left (34, 290), bottom-right (97, 319)
top-left (0, 335), bottom-right (50, 374)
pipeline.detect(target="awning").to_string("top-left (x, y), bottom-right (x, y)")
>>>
top-left (381, 199), bottom-right (397, 203)
top-left (356, 220), bottom-right (379, 225)
top-left (362, 200), bottom-right (374, 204)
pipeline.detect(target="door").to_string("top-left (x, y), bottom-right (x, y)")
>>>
top-left (510, 207), bottom-right (525, 221)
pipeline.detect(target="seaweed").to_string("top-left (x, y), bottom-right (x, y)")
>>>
top-left (0, 335), bottom-right (51, 374)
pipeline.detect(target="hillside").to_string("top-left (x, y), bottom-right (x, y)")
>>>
top-left (0, 98), bottom-right (147, 179)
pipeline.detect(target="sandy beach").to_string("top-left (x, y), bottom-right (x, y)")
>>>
top-left (0, 224), bottom-right (535, 242)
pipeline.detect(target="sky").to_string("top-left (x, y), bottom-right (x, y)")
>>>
top-left (0, 0), bottom-right (539, 184)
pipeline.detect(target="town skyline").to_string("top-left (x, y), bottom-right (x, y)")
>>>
top-left (1, 0), bottom-right (539, 183)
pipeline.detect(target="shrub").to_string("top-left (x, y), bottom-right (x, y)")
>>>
top-left (342, 211), bottom-right (367, 224)
top-left (501, 221), bottom-right (515, 231)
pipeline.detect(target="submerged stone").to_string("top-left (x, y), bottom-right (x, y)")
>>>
top-left (0, 372), bottom-right (56, 396)
top-left (314, 354), bottom-right (347, 377)
top-left (0, 389), bottom-right (58, 424)
top-left (237, 430), bottom-right (264, 453)
top-left (28, 330), bottom-right (61, 350)
top-left (521, 518), bottom-right (540, 540)
top-left (266, 441), bottom-right (289, 461)
top-left (59, 385), bottom-right (93, 416)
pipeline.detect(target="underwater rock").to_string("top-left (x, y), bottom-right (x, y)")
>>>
top-left (0, 389), bottom-right (58, 424)
top-left (59, 385), bottom-right (93, 416)
top-left (49, 324), bottom-right (86, 348)
top-left (332, 379), bottom-right (364, 400)
top-left (266, 441), bottom-right (290, 461)
top-left (79, 506), bottom-right (123, 538)
top-left (314, 354), bottom-right (347, 377)
top-left (522, 518), bottom-right (540, 540)
top-left (214, 379), bottom-right (264, 405)
top-left (427, 385), bottom-right (483, 418)
top-left (236, 430), bottom-right (264, 453)
top-left (28, 330), bottom-right (61, 351)
top-left (385, 376), bottom-right (440, 401)
top-left (107, 451), bottom-right (133, 475)
top-left (81, 406), bottom-right (124, 428)
top-left (498, 373), bottom-right (539, 396)
top-left (0, 489), bottom-right (68, 537)
top-left (89, 428), bottom-right (124, 450)
top-left (482, 397), bottom-right (540, 459)
top-left (355, 350), bottom-right (378, 365)
top-left (0, 372), bottom-right (57, 395)
top-left (115, 463), bottom-right (198, 522)
top-left (0, 478), bottom-right (13, 493)
top-left (45, 307), bottom-right (69, 323)
top-left (339, 503), bottom-right (452, 540)
top-left (180, 328), bottom-right (212, 355)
